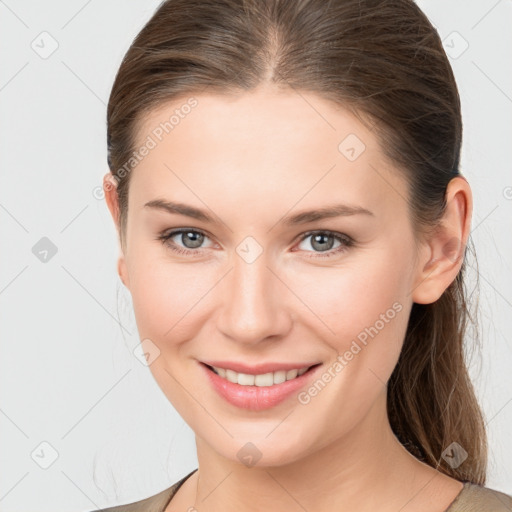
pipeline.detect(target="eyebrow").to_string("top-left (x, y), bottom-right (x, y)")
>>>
top-left (144, 199), bottom-right (374, 226)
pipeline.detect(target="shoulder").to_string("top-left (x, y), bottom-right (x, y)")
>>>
top-left (85, 469), bottom-right (198, 512)
top-left (446, 481), bottom-right (512, 511)
top-left (85, 486), bottom-right (175, 512)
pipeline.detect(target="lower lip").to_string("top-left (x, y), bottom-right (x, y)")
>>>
top-left (200, 362), bottom-right (321, 411)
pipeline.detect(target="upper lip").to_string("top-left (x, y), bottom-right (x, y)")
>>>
top-left (201, 360), bottom-right (320, 375)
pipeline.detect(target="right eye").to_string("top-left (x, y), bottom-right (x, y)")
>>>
top-left (157, 228), bottom-right (215, 256)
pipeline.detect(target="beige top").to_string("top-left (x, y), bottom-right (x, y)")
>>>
top-left (89, 469), bottom-right (512, 511)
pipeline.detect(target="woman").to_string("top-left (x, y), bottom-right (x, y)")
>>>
top-left (92, 0), bottom-right (512, 510)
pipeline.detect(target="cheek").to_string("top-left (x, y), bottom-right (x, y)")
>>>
top-left (127, 249), bottom-right (218, 342)
top-left (308, 266), bottom-right (401, 314)
top-left (286, 253), bottom-right (412, 435)
top-left (290, 250), bottom-right (412, 357)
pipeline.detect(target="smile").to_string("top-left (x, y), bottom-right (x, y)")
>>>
top-left (208, 364), bottom-right (311, 386)
top-left (201, 362), bottom-right (323, 411)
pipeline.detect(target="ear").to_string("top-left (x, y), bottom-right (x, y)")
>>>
top-left (103, 172), bottom-right (130, 289)
top-left (411, 176), bottom-right (472, 304)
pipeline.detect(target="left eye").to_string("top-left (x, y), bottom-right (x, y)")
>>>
top-left (295, 231), bottom-right (353, 257)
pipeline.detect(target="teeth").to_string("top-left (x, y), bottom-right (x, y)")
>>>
top-left (286, 369), bottom-right (298, 380)
top-left (211, 365), bottom-right (311, 386)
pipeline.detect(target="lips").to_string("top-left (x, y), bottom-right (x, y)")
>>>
top-left (200, 361), bottom-right (323, 410)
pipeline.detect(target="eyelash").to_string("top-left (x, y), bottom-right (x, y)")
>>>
top-left (156, 228), bottom-right (354, 259)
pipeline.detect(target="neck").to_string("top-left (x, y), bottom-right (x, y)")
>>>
top-left (189, 388), bottom-right (444, 512)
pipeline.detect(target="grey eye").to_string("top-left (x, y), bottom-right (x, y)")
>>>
top-left (299, 232), bottom-right (341, 252)
top-left (178, 231), bottom-right (205, 249)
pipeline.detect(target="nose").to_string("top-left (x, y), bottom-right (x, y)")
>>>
top-left (216, 249), bottom-right (293, 345)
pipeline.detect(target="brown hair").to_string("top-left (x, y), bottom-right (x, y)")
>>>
top-left (106, 0), bottom-right (487, 484)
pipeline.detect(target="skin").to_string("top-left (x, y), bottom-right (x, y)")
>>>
top-left (104, 84), bottom-right (472, 512)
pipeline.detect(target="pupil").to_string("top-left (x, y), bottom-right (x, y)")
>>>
top-left (183, 232), bottom-right (203, 248)
top-left (312, 233), bottom-right (333, 252)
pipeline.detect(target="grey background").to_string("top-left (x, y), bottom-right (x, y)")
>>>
top-left (0, 1), bottom-right (510, 510)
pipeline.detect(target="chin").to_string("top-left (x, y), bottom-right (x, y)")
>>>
top-left (198, 428), bottom-right (314, 469)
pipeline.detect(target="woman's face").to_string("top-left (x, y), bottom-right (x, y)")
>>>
top-left (115, 86), bottom-right (426, 466)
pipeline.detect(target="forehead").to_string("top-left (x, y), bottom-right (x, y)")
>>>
top-left (129, 87), bottom-right (409, 222)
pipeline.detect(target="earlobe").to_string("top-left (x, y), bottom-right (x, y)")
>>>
top-left (411, 176), bottom-right (472, 304)
top-left (117, 255), bottom-right (130, 288)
